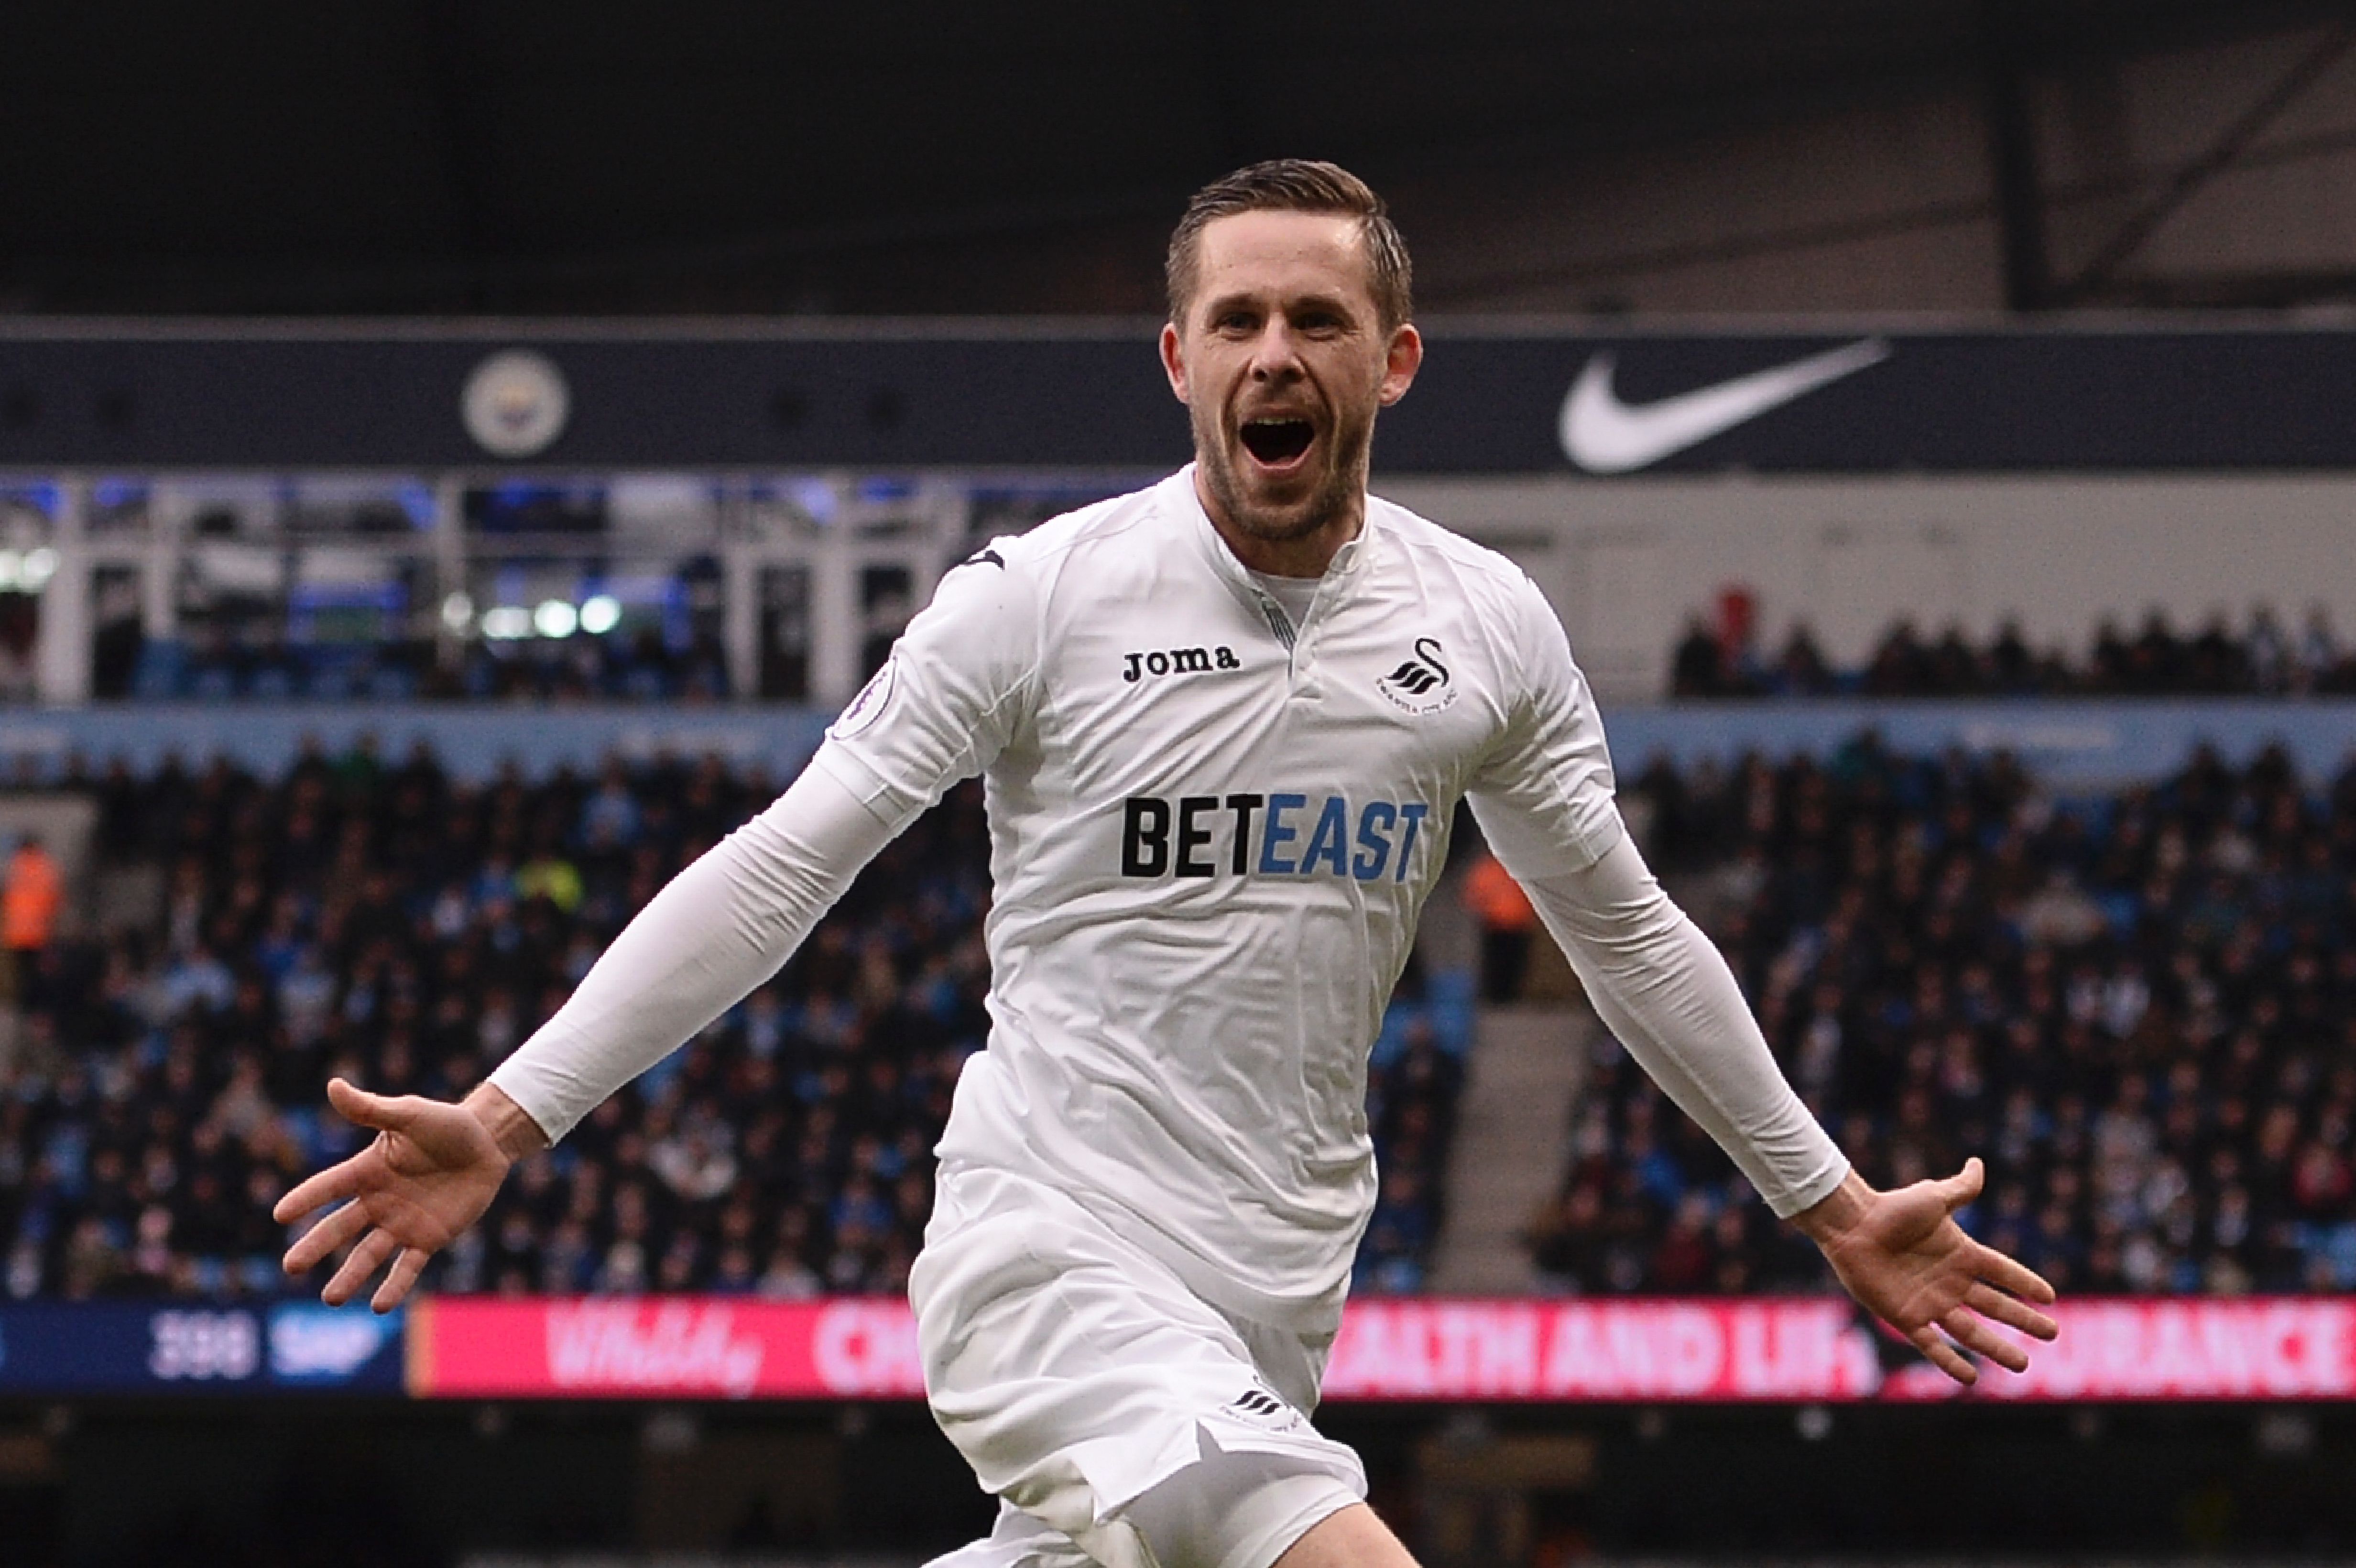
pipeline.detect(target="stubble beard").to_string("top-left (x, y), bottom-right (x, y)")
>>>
top-left (1192, 399), bottom-right (1376, 548)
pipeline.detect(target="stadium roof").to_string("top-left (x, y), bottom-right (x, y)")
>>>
top-left (3, 0), bottom-right (2343, 314)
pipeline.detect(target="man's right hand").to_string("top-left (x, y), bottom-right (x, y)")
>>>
top-left (274, 1078), bottom-right (545, 1313)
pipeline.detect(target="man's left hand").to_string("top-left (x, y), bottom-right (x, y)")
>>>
top-left (1795, 1157), bottom-right (2058, 1386)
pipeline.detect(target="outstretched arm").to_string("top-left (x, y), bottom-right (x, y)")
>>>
top-left (277, 543), bottom-right (1041, 1310)
top-left (1519, 831), bottom-right (2057, 1383)
top-left (482, 761), bottom-right (898, 1142)
top-left (1462, 577), bottom-right (2053, 1379)
top-left (277, 761), bottom-right (899, 1307)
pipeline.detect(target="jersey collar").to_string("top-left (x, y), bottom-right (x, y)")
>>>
top-left (1166, 465), bottom-right (1379, 606)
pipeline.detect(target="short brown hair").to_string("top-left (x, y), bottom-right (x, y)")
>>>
top-left (1166, 159), bottom-right (1413, 332)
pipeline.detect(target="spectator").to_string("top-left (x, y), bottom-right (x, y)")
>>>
top-left (1770, 622), bottom-right (1833, 696)
top-left (1, 832), bottom-right (63, 999)
top-left (2297, 606), bottom-right (2339, 693)
top-left (1987, 618), bottom-right (2036, 694)
top-left (1669, 617), bottom-right (1728, 698)
top-left (1862, 620), bottom-right (1933, 696)
top-left (1463, 849), bottom-right (1538, 1003)
top-left (3, 832), bottom-right (61, 949)
top-left (2247, 606), bottom-right (2288, 695)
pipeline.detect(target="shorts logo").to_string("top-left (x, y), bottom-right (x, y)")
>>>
top-left (1377, 637), bottom-right (1456, 715)
top-left (1229, 1387), bottom-right (1292, 1424)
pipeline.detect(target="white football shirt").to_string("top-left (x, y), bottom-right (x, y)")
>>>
top-left (809, 468), bottom-right (1623, 1326)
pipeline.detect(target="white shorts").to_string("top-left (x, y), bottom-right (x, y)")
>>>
top-left (910, 1164), bottom-right (1367, 1568)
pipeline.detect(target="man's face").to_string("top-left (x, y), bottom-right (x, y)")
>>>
top-left (1161, 210), bottom-right (1420, 554)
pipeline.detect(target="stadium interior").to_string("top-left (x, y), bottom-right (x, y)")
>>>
top-left (10, 3), bottom-right (2356, 1565)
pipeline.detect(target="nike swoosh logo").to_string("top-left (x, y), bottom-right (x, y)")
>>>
top-left (1558, 338), bottom-right (1892, 474)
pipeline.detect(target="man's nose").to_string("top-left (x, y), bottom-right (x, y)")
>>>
top-left (1248, 322), bottom-right (1303, 378)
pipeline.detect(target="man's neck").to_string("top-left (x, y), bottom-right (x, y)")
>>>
top-left (1193, 469), bottom-right (1363, 578)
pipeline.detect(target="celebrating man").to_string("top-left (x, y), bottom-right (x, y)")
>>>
top-left (279, 161), bottom-right (2056, 1568)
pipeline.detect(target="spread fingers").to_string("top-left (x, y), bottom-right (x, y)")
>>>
top-left (1909, 1323), bottom-right (1977, 1386)
top-left (1975, 1244), bottom-right (2058, 1306)
top-left (1967, 1280), bottom-right (2059, 1342)
top-left (273, 1160), bottom-right (361, 1226)
top-left (323, 1227), bottom-right (399, 1307)
top-left (372, 1248), bottom-right (430, 1314)
top-left (1942, 1307), bottom-right (2029, 1374)
top-left (282, 1199), bottom-right (372, 1276)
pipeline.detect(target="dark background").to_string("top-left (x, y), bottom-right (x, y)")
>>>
top-left (5, 0), bottom-right (2348, 316)
top-left (10, 1401), bottom-right (2355, 1565)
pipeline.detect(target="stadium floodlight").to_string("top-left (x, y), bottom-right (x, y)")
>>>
top-left (579, 594), bottom-right (622, 635)
top-left (480, 606), bottom-right (533, 640)
top-left (534, 599), bottom-right (579, 639)
top-left (441, 592), bottom-right (476, 633)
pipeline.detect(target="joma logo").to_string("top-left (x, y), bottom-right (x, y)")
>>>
top-left (1123, 645), bottom-right (1241, 682)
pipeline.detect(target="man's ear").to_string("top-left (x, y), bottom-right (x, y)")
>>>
top-left (1378, 323), bottom-right (1423, 407)
top-left (1160, 321), bottom-right (1191, 404)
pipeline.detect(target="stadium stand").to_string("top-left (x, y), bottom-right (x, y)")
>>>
top-left (0, 744), bottom-right (1469, 1301)
top-left (1671, 606), bottom-right (2349, 698)
top-left (118, 629), bottom-right (735, 705)
top-left (1529, 734), bottom-right (2356, 1297)
top-left (99, 601), bottom-right (2354, 707)
top-left (9, 725), bottom-right (2350, 1308)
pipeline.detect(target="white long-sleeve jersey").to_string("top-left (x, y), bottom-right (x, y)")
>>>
top-left (490, 469), bottom-right (1846, 1329)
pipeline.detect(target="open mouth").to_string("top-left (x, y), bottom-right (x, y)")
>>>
top-left (1239, 416), bottom-right (1316, 468)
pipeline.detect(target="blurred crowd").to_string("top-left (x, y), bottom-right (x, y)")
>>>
top-left (0, 741), bottom-right (1464, 1302)
top-left (1529, 735), bottom-right (2356, 1297)
top-left (13, 722), bottom-right (2351, 1308)
top-left (1672, 605), bottom-right (2355, 699)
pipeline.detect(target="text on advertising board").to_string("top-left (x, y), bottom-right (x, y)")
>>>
top-left (405, 1297), bottom-right (2356, 1403)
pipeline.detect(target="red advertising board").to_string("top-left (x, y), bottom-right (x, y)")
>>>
top-left (407, 1296), bottom-right (2356, 1404)
top-left (410, 1296), bottom-right (924, 1401)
